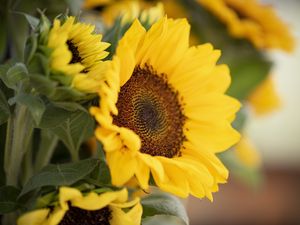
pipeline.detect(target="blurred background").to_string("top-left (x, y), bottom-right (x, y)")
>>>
top-left (1, 0), bottom-right (299, 224)
top-left (187, 1), bottom-right (300, 224)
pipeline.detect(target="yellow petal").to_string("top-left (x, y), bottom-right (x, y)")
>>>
top-left (135, 158), bottom-right (150, 190)
top-left (235, 136), bottom-right (261, 168)
top-left (185, 119), bottom-right (241, 152)
top-left (17, 209), bottom-right (49, 225)
top-left (106, 149), bottom-right (138, 186)
top-left (110, 203), bottom-right (142, 225)
top-left (153, 158), bottom-right (189, 198)
top-left (139, 153), bottom-right (165, 181)
top-left (47, 208), bottom-right (66, 225)
top-left (117, 19), bottom-right (146, 86)
top-left (72, 189), bottom-right (128, 210)
top-left (248, 77), bottom-right (281, 115)
top-left (59, 187), bottom-right (82, 210)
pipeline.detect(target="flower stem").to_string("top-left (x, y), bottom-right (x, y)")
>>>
top-left (34, 131), bottom-right (58, 172)
top-left (70, 150), bottom-right (79, 162)
top-left (4, 104), bottom-right (33, 187)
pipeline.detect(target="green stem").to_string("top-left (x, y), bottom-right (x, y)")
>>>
top-left (4, 104), bottom-right (33, 186)
top-left (21, 140), bottom-right (33, 186)
top-left (2, 212), bottom-right (18, 225)
top-left (34, 132), bottom-right (58, 172)
top-left (4, 115), bottom-right (14, 179)
top-left (70, 150), bottom-right (79, 162)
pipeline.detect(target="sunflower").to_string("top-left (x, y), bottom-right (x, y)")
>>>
top-left (90, 17), bottom-right (241, 200)
top-left (197, 0), bottom-right (295, 51)
top-left (47, 16), bottom-right (110, 93)
top-left (17, 187), bottom-right (142, 225)
top-left (248, 76), bottom-right (281, 115)
top-left (85, 0), bottom-right (164, 27)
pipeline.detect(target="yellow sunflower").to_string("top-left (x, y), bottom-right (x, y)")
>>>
top-left (197, 0), bottom-right (295, 51)
top-left (248, 76), bottom-right (281, 115)
top-left (88, 0), bottom-right (164, 27)
top-left (17, 187), bottom-right (142, 225)
top-left (48, 16), bottom-right (110, 93)
top-left (90, 17), bottom-right (241, 200)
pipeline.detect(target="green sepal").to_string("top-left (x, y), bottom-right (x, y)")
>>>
top-left (50, 71), bottom-right (73, 87)
top-left (28, 48), bottom-right (51, 75)
top-left (24, 34), bottom-right (38, 65)
top-left (50, 86), bottom-right (87, 102)
top-left (35, 191), bottom-right (56, 209)
top-left (22, 13), bottom-right (40, 31)
top-left (37, 11), bottom-right (51, 44)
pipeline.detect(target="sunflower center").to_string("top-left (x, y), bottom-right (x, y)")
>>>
top-left (58, 206), bottom-right (111, 225)
top-left (67, 40), bottom-right (83, 64)
top-left (113, 65), bottom-right (186, 158)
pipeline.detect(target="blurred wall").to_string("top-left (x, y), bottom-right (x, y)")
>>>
top-left (247, 0), bottom-right (300, 167)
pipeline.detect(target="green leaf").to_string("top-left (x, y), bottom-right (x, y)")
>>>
top-left (29, 73), bottom-right (56, 96)
top-left (50, 111), bottom-right (95, 155)
top-left (0, 186), bottom-right (23, 213)
top-left (142, 215), bottom-right (187, 225)
top-left (51, 86), bottom-right (85, 102)
top-left (0, 64), bottom-right (10, 79)
top-left (227, 57), bottom-right (271, 100)
top-left (87, 160), bottom-right (111, 186)
top-left (0, 88), bottom-right (10, 125)
top-left (34, 130), bottom-right (58, 173)
top-left (20, 158), bottom-right (100, 196)
top-left (2, 63), bottom-right (28, 89)
top-left (52, 102), bottom-right (87, 113)
top-left (9, 94), bottom-right (45, 125)
top-left (38, 102), bottom-right (71, 128)
top-left (141, 192), bottom-right (189, 225)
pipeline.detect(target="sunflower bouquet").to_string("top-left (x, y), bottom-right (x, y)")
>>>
top-left (0, 0), bottom-right (294, 224)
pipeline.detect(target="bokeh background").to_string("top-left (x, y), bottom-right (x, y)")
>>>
top-left (1, 0), bottom-right (299, 224)
top-left (187, 1), bottom-right (300, 224)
